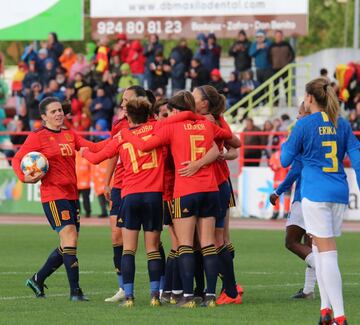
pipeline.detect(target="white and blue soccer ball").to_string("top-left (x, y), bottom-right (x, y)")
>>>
top-left (20, 151), bottom-right (49, 177)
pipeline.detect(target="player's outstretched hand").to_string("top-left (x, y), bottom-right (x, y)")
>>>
top-left (104, 185), bottom-right (111, 202)
top-left (24, 172), bottom-right (45, 184)
top-left (269, 193), bottom-right (279, 206)
top-left (178, 160), bottom-right (201, 177)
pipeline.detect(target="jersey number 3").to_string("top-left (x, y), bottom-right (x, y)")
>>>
top-left (322, 141), bottom-right (338, 173)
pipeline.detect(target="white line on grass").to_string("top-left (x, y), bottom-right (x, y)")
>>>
top-left (0, 291), bottom-right (112, 301)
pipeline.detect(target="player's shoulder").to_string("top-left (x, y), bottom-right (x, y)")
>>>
top-left (33, 126), bottom-right (46, 133)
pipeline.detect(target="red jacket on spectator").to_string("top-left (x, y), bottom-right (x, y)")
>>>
top-left (111, 33), bottom-right (130, 63)
top-left (126, 40), bottom-right (145, 74)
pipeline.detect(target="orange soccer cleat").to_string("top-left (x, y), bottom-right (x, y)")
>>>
top-left (236, 284), bottom-right (244, 296)
top-left (216, 291), bottom-right (242, 305)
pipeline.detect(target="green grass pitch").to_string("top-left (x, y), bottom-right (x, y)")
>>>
top-left (0, 224), bottom-right (359, 325)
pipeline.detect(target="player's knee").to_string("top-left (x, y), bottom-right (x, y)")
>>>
top-left (111, 230), bottom-right (123, 245)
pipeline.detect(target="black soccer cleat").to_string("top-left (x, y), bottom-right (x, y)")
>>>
top-left (291, 288), bottom-right (315, 299)
top-left (200, 294), bottom-right (217, 307)
top-left (26, 274), bottom-right (47, 298)
top-left (70, 288), bottom-right (89, 301)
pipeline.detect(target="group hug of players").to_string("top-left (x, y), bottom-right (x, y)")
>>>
top-left (12, 84), bottom-right (243, 309)
top-left (12, 77), bottom-right (360, 323)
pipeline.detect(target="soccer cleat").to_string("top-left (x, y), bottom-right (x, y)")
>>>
top-left (318, 308), bottom-right (333, 325)
top-left (175, 296), bottom-right (197, 308)
top-left (170, 292), bottom-right (183, 305)
top-left (160, 291), bottom-right (171, 304)
top-left (200, 295), bottom-right (217, 307)
top-left (236, 284), bottom-right (244, 296)
top-left (283, 212), bottom-right (289, 219)
top-left (216, 291), bottom-right (242, 305)
top-left (333, 316), bottom-right (348, 325)
top-left (104, 288), bottom-right (126, 302)
top-left (120, 296), bottom-right (135, 308)
top-left (291, 288), bottom-right (315, 299)
top-left (26, 274), bottom-right (47, 298)
top-left (70, 288), bottom-right (89, 301)
top-left (150, 293), bottom-right (161, 307)
top-left (271, 212), bottom-right (280, 220)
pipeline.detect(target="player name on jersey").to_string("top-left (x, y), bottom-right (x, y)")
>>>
top-left (319, 126), bottom-right (336, 135)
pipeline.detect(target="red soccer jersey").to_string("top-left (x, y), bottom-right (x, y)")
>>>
top-left (12, 126), bottom-right (103, 203)
top-left (213, 139), bottom-right (231, 185)
top-left (110, 118), bottom-right (129, 189)
top-left (163, 146), bottom-right (175, 201)
top-left (122, 116), bottom-right (232, 198)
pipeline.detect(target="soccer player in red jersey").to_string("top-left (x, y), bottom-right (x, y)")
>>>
top-left (192, 85), bottom-right (243, 305)
top-left (121, 91), bottom-right (233, 307)
top-left (103, 85), bottom-right (156, 303)
top-left (12, 97), bottom-right (104, 301)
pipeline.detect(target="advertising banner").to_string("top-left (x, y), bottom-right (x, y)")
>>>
top-left (90, 0), bottom-right (308, 39)
top-left (237, 167), bottom-right (360, 221)
top-left (0, 0), bottom-right (83, 40)
top-left (0, 169), bottom-right (102, 215)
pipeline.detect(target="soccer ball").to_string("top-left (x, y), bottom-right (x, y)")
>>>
top-left (20, 151), bottom-right (49, 177)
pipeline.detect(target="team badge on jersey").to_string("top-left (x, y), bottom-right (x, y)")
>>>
top-left (61, 210), bottom-right (71, 220)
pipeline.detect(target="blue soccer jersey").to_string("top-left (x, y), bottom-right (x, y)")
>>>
top-left (281, 112), bottom-right (360, 204)
top-left (276, 155), bottom-right (302, 203)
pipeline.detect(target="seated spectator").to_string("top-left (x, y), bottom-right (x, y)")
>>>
top-left (69, 54), bottom-right (89, 82)
top-left (209, 69), bottom-right (226, 94)
top-left (64, 113), bottom-right (91, 131)
top-left (12, 62), bottom-right (27, 95)
top-left (229, 30), bottom-right (252, 74)
top-left (109, 54), bottom-right (122, 85)
top-left (126, 40), bottom-right (145, 86)
top-left (40, 58), bottom-right (56, 87)
top-left (38, 79), bottom-right (65, 101)
top-left (149, 51), bottom-right (170, 93)
top-left (25, 81), bottom-right (42, 130)
top-left (59, 47), bottom-right (77, 76)
top-left (22, 60), bottom-right (41, 94)
top-left (118, 63), bottom-right (140, 94)
top-left (90, 86), bottom-right (113, 126)
top-left (225, 71), bottom-right (242, 111)
top-left (72, 72), bottom-right (88, 93)
top-left (55, 66), bottom-right (68, 91)
top-left (278, 113), bottom-right (292, 132)
top-left (189, 58), bottom-right (210, 90)
top-left (240, 70), bottom-right (259, 98)
top-left (36, 48), bottom-right (48, 75)
top-left (0, 108), bottom-right (14, 164)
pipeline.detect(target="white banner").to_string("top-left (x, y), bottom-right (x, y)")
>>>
top-left (237, 167), bottom-right (360, 221)
top-left (90, 0), bottom-right (308, 18)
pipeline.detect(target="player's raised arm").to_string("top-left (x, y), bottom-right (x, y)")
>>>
top-left (75, 134), bottom-right (111, 153)
top-left (82, 137), bottom-right (120, 164)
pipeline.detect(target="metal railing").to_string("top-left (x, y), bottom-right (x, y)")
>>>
top-left (224, 63), bottom-right (312, 124)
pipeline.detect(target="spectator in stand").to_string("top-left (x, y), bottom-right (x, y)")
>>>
top-left (36, 48), bottom-right (48, 76)
top-left (10, 117), bottom-right (29, 146)
top-left (38, 79), bottom-right (65, 102)
top-left (170, 45), bottom-right (188, 94)
top-left (189, 58), bottom-right (210, 91)
top-left (320, 68), bottom-right (329, 80)
top-left (112, 33), bottom-right (130, 64)
top-left (349, 108), bottom-right (360, 139)
top-left (262, 119), bottom-right (274, 158)
top-left (144, 34), bottom-right (164, 90)
top-left (90, 86), bottom-right (113, 126)
top-left (25, 82), bottom-right (42, 130)
top-left (225, 71), bottom-right (242, 113)
top-left (170, 38), bottom-right (193, 72)
top-left (77, 86), bottom-right (93, 117)
top-left (268, 30), bottom-right (295, 105)
top-left (0, 108), bottom-right (14, 164)
top-left (243, 118), bottom-right (263, 166)
top-left (0, 52), bottom-right (4, 78)
top-left (21, 43), bottom-right (38, 67)
top-left (0, 76), bottom-right (9, 107)
top-left (278, 113), bottom-right (292, 133)
top-left (22, 60), bottom-right (41, 94)
top-left (40, 58), bottom-right (56, 87)
top-left (229, 30), bottom-right (252, 74)
top-left (46, 32), bottom-right (64, 67)
top-left (194, 33), bottom-right (213, 73)
top-left (59, 48), bottom-right (77, 77)
top-left (207, 33), bottom-right (221, 70)
top-left (240, 70), bottom-right (260, 98)
top-left (95, 37), bottom-right (111, 74)
top-left (76, 151), bottom-right (92, 218)
top-left (72, 72), bottom-right (88, 94)
top-left (85, 42), bottom-right (96, 64)
top-left (65, 84), bottom-right (83, 118)
top-left (101, 70), bottom-right (117, 105)
top-left (109, 54), bottom-right (122, 86)
top-left (126, 40), bottom-right (146, 86)
top-left (117, 63), bottom-right (140, 96)
top-left (149, 51), bottom-right (171, 93)
top-left (69, 54), bottom-right (89, 82)
top-left (64, 112), bottom-right (91, 131)
top-left (11, 62), bottom-right (27, 95)
top-left (249, 29), bottom-right (273, 87)
top-left (55, 67), bottom-right (68, 92)
top-left (209, 68), bottom-right (226, 94)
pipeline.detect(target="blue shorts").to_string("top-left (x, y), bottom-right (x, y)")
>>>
top-left (110, 187), bottom-right (122, 216)
top-left (216, 181), bottom-right (231, 228)
top-left (119, 192), bottom-right (163, 231)
top-left (42, 200), bottom-right (80, 233)
top-left (163, 200), bottom-right (174, 226)
top-left (173, 192), bottom-right (220, 219)
top-left (228, 177), bottom-right (236, 208)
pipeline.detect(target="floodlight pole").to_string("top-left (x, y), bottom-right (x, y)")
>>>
top-left (355, 0), bottom-right (359, 48)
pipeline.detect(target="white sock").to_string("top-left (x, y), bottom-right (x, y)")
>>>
top-left (305, 252), bottom-right (315, 269)
top-left (318, 250), bottom-right (345, 318)
top-left (303, 266), bottom-right (316, 294)
top-left (313, 245), bottom-right (331, 310)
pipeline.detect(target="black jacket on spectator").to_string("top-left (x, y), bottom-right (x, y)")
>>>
top-left (209, 79), bottom-right (227, 95)
top-left (268, 41), bottom-right (295, 71)
top-left (149, 59), bottom-right (170, 92)
top-left (23, 72), bottom-right (41, 91)
top-left (170, 49), bottom-right (187, 91)
top-left (190, 65), bottom-right (210, 90)
top-left (25, 91), bottom-right (41, 121)
top-left (229, 40), bottom-right (252, 73)
top-left (226, 79), bottom-right (242, 103)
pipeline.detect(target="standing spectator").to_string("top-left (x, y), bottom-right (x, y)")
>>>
top-left (194, 33), bottom-right (213, 72)
top-left (149, 51), bottom-right (171, 93)
top-left (55, 67), bottom-right (68, 91)
top-left (46, 32), bottom-right (64, 67)
top-left (225, 71), bottom-right (242, 112)
top-left (229, 30), bottom-right (252, 74)
top-left (189, 58), bottom-right (210, 90)
top-left (59, 48), bottom-right (77, 77)
top-left (90, 86), bottom-right (113, 126)
top-left (249, 29), bottom-right (273, 85)
top-left (95, 38), bottom-right (111, 74)
top-left (25, 82), bottom-right (42, 130)
top-left (101, 70), bottom-right (117, 102)
top-left (39, 79), bottom-right (65, 101)
top-left (109, 54), bottom-right (122, 86)
top-left (207, 33), bottom-right (221, 70)
top-left (64, 84), bottom-right (82, 118)
top-left (23, 60), bottom-right (41, 93)
top-left (243, 118), bottom-right (263, 166)
top-left (40, 58), bottom-right (56, 87)
top-left (268, 30), bottom-right (295, 105)
top-left (144, 34), bottom-right (164, 90)
top-left (126, 40), bottom-right (146, 85)
top-left (36, 48), bottom-right (49, 76)
top-left (69, 54), bottom-right (89, 82)
top-left (209, 69), bottom-right (226, 94)
top-left (21, 43), bottom-right (38, 67)
top-left (170, 39), bottom-right (193, 72)
top-left (112, 33), bottom-right (130, 64)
